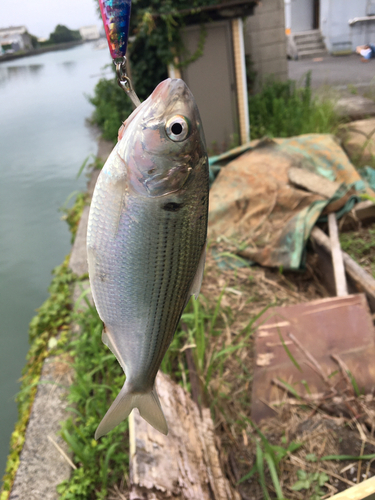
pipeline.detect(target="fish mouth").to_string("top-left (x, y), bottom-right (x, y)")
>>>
top-left (151, 78), bottom-right (191, 106)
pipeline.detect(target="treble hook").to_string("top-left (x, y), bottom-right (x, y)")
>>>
top-left (115, 56), bottom-right (141, 108)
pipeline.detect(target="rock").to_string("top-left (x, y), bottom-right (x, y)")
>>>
top-left (338, 118), bottom-right (375, 166)
top-left (335, 95), bottom-right (375, 120)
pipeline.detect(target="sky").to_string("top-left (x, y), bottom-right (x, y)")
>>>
top-left (0, 0), bottom-right (101, 39)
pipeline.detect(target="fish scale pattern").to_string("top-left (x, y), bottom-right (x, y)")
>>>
top-left (87, 78), bottom-right (209, 435)
top-left (87, 160), bottom-right (208, 391)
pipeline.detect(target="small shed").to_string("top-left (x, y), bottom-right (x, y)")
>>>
top-left (168, 1), bottom-right (259, 153)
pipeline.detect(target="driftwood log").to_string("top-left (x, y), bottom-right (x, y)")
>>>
top-left (129, 371), bottom-right (240, 500)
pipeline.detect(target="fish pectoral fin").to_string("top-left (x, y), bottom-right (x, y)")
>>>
top-left (188, 242), bottom-right (207, 301)
top-left (95, 383), bottom-right (168, 439)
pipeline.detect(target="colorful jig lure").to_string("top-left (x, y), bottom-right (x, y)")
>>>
top-left (98, 0), bottom-right (140, 106)
top-left (99, 0), bottom-right (132, 59)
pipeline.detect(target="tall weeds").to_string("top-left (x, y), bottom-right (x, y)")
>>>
top-left (249, 73), bottom-right (340, 139)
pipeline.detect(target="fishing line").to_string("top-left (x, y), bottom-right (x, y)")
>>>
top-left (98, 0), bottom-right (141, 107)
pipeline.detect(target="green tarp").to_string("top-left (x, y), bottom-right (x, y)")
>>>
top-left (208, 134), bottom-right (375, 269)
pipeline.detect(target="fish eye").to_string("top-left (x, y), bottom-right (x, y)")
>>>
top-left (165, 115), bottom-right (190, 142)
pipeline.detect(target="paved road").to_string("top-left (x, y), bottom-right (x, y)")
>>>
top-left (288, 54), bottom-right (375, 88)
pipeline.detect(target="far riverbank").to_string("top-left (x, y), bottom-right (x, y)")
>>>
top-left (0, 39), bottom-right (89, 63)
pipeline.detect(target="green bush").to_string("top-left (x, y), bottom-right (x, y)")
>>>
top-left (249, 73), bottom-right (340, 139)
top-left (89, 77), bottom-right (133, 142)
top-left (49, 25), bottom-right (81, 44)
top-left (57, 298), bottom-right (128, 500)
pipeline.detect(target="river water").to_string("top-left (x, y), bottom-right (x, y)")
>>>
top-left (0, 42), bottom-right (112, 476)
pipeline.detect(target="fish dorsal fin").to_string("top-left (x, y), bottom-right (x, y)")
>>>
top-left (102, 325), bottom-right (127, 373)
top-left (184, 242), bottom-right (206, 310)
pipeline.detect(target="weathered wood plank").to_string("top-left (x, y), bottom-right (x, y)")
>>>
top-left (129, 372), bottom-right (240, 500)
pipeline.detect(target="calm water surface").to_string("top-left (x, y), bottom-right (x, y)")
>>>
top-left (0, 42), bottom-right (112, 475)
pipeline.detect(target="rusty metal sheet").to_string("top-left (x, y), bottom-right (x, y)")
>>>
top-left (251, 294), bottom-right (375, 423)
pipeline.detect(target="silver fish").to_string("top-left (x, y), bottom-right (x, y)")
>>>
top-left (87, 78), bottom-right (208, 438)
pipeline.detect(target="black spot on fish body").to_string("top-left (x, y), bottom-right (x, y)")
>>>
top-left (162, 202), bottom-right (183, 212)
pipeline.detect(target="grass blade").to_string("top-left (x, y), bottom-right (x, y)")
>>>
top-left (256, 441), bottom-right (271, 500)
top-left (278, 329), bottom-right (301, 372)
top-left (76, 155), bottom-right (93, 179)
top-left (321, 454), bottom-right (375, 461)
top-left (238, 464), bottom-right (257, 484)
top-left (277, 378), bottom-right (301, 400)
top-left (264, 452), bottom-right (284, 500)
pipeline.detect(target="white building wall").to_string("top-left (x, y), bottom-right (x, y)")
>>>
top-left (79, 25), bottom-right (100, 40)
top-left (320, 0), bottom-right (375, 53)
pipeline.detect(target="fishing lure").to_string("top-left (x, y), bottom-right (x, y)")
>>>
top-left (99, 0), bottom-right (131, 59)
top-left (99, 0), bottom-right (140, 106)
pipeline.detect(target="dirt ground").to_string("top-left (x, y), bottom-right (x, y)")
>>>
top-left (198, 228), bottom-right (375, 499)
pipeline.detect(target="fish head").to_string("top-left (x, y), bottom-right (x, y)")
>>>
top-left (117, 78), bottom-right (207, 197)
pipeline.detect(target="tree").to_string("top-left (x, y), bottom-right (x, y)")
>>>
top-left (49, 25), bottom-right (81, 44)
top-left (27, 32), bottom-right (39, 49)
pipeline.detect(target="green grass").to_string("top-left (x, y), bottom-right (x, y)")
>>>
top-left (340, 228), bottom-right (375, 277)
top-left (61, 192), bottom-right (89, 244)
top-left (239, 420), bottom-right (302, 500)
top-left (90, 71), bottom-right (341, 145)
top-left (291, 470), bottom-right (330, 500)
top-left (60, 156), bottom-right (104, 243)
top-left (0, 258), bottom-right (76, 500)
top-left (249, 73), bottom-right (341, 140)
top-left (56, 294), bottom-right (129, 500)
top-left (89, 77), bottom-right (133, 143)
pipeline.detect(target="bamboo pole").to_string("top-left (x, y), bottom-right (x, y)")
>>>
top-left (329, 474), bottom-right (375, 499)
top-left (328, 213), bottom-right (348, 297)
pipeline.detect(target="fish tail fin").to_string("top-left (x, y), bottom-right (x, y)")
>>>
top-left (95, 383), bottom-right (168, 439)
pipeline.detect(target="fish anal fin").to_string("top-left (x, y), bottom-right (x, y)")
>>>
top-left (188, 242), bottom-right (207, 303)
top-left (102, 324), bottom-right (126, 373)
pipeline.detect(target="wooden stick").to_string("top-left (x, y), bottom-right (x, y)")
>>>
top-left (289, 455), bottom-right (355, 487)
top-left (47, 435), bottom-right (76, 470)
top-left (357, 440), bottom-right (366, 485)
top-left (271, 378), bottom-right (325, 402)
top-left (331, 354), bottom-right (353, 387)
top-left (311, 226), bottom-right (375, 309)
top-left (288, 332), bottom-right (332, 387)
top-left (328, 213), bottom-right (348, 297)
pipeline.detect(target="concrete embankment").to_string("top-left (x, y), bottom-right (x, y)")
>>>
top-left (7, 138), bottom-right (113, 500)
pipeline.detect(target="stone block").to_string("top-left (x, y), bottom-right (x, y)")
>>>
top-left (261, 58), bottom-right (288, 77)
top-left (259, 42), bottom-right (287, 62)
top-left (252, 0), bottom-right (284, 14)
top-left (251, 10), bottom-right (284, 30)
